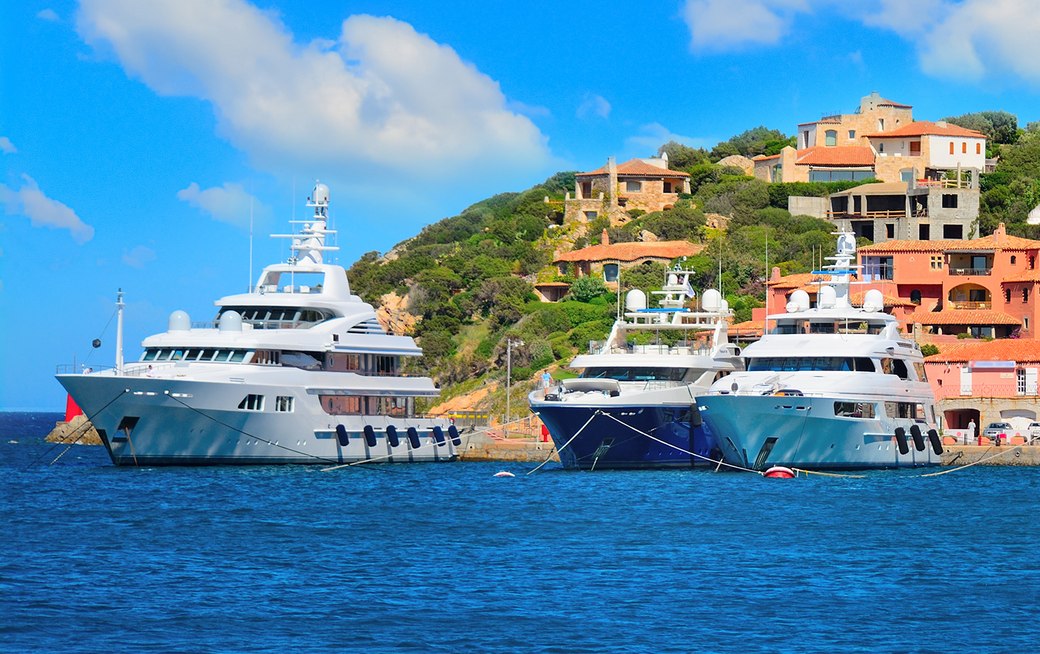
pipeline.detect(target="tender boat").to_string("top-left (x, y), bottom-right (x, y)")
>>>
top-left (696, 232), bottom-right (942, 472)
top-left (528, 267), bottom-right (742, 469)
top-left (56, 182), bottom-right (459, 466)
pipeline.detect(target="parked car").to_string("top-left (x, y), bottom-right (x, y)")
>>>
top-left (1028, 422), bottom-right (1040, 442)
top-left (983, 422), bottom-right (1012, 442)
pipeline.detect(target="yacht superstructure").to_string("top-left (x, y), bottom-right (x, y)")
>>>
top-left (57, 183), bottom-right (459, 466)
top-left (529, 268), bottom-right (742, 469)
top-left (697, 233), bottom-right (942, 471)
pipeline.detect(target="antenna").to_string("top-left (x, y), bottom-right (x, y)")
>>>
top-left (764, 228), bottom-right (768, 334)
top-left (248, 193), bottom-right (254, 292)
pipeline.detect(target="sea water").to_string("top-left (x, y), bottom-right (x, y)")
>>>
top-left (2, 411), bottom-right (1039, 653)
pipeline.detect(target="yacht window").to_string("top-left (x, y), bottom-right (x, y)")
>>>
top-left (809, 322), bottom-right (836, 334)
top-left (834, 402), bottom-right (876, 419)
top-left (884, 401), bottom-right (922, 420)
top-left (200, 349), bottom-right (215, 361)
top-left (185, 349), bottom-right (201, 360)
top-left (275, 396), bottom-right (294, 412)
top-left (171, 349), bottom-right (185, 361)
top-left (319, 395), bottom-right (363, 415)
top-left (913, 362), bottom-right (927, 382)
top-left (143, 350), bottom-right (158, 362)
top-left (230, 350), bottom-right (247, 363)
top-left (582, 367), bottom-right (687, 382)
top-left (746, 357), bottom-right (875, 372)
top-left (238, 394), bottom-right (265, 411)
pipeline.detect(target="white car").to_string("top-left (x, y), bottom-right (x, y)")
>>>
top-left (1029, 422), bottom-right (1040, 443)
top-left (982, 422), bottom-right (1012, 442)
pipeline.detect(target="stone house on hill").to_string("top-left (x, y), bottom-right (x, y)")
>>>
top-left (563, 156), bottom-right (691, 226)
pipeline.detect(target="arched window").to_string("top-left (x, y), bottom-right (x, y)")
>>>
top-left (910, 290), bottom-right (922, 305)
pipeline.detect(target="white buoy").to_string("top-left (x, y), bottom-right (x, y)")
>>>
top-left (493, 471), bottom-right (515, 478)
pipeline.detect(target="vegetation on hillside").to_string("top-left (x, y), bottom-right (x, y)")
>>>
top-left (345, 112), bottom-right (1040, 416)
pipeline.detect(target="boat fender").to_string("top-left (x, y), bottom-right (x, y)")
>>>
top-left (927, 428), bottom-right (943, 455)
top-left (335, 424), bottom-right (349, 447)
top-left (689, 404), bottom-right (703, 428)
top-left (764, 466), bottom-right (796, 479)
top-left (910, 424), bottom-right (925, 452)
top-left (407, 427), bottom-right (420, 449)
top-left (363, 424), bottom-right (377, 448)
top-left (894, 427), bottom-right (909, 455)
top-left (493, 471), bottom-right (515, 478)
top-left (432, 425), bottom-right (445, 445)
top-left (386, 425), bottom-right (400, 448)
top-left (448, 424), bottom-right (462, 446)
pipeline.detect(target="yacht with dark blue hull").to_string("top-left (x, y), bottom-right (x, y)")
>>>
top-left (529, 268), bottom-right (741, 470)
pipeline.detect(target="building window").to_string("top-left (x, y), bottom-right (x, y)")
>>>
top-left (275, 396), bottom-right (294, 412)
top-left (663, 181), bottom-right (673, 193)
top-left (901, 169), bottom-right (914, 183)
top-left (825, 130), bottom-right (837, 146)
top-left (962, 142), bottom-right (967, 154)
top-left (625, 181), bottom-right (642, 192)
top-left (1018, 369), bottom-right (1027, 395)
top-left (1026, 317), bottom-right (1031, 331)
top-left (603, 263), bottom-right (619, 283)
top-left (919, 224), bottom-right (930, 240)
top-left (886, 224), bottom-right (895, 238)
top-left (910, 141), bottom-right (921, 155)
top-left (1024, 288), bottom-right (1031, 303)
top-left (1012, 255), bottom-right (1017, 265)
top-left (910, 290), bottom-right (922, 305)
top-left (942, 194), bottom-right (958, 208)
top-left (848, 130), bottom-right (856, 139)
top-left (1006, 288), bottom-right (1012, 303)
top-left (584, 211), bottom-right (598, 221)
top-left (949, 142), bottom-right (955, 155)
top-left (943, 224), bottom-right (963, 239)
top-left (878, 118), bottom-right (885, 130)
top-left (976, 143), bottom-right (982, 155)
top-left (930, 255), bottom-right (943, 270)
top-left (878, 142), bottom-right (885, 153)
top-left (802, 130), bottom-right (810, 148)
top-left (1032, 256), bottom-right (1036, 270)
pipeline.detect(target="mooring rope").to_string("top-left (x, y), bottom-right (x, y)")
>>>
top-left (526, 410), bottom-right (601, 475)
top-left (919, 446), bottom-right (1023, 477)
top-left (38, 388), bottom-right (130, 468)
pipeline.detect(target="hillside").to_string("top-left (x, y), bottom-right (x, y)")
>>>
top-left (348, 120), bottom-right (1040, 420)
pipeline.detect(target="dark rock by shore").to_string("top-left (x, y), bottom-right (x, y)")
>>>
top-left (45, 415), bottom-right (102, 446)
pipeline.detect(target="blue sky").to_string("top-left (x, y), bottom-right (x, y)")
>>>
top-left (3, 0), bottom-right (1040, 410)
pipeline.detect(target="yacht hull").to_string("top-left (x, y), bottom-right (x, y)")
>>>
top-left (698, 395), bottom-right (940, 471)
top-left (57, 374), bottom-right (458, 466)
top-left (533, 399), bottom-right (721, 470)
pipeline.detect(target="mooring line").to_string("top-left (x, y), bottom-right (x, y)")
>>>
top-left (526, 410), bottom-right (601, 475)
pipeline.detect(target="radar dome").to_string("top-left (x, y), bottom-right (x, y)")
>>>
top-left (818, 285), bottom-right (837, 309)
top-left (863, 289), bottom-right (884, 312)
top-left (312, 182), bottom-right (330, 204)
top-left (702, 289), bottom-right (722, 312)
top-left (787, 289), bottom-right (810, 313)
top-left (168, 310), bottom-right (191, 332)
top-left (625, 289), bottom-right (647, 312)
top-left (219, 310), bottom-right (243, 332)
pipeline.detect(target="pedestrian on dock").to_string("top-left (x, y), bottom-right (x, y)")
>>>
top-left (541, 370), bottom-right (552, 397)
top-left (967, 419), bottom-right (976, 445)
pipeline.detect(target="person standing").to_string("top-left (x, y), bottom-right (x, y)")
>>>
top-left (967, 419), bottom-right (976, 445)
top-left (541, 370), bottom-right (553, 397)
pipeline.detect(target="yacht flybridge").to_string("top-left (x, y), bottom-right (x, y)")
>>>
top-left (697, 232), bottom-right (942, 471)
top-left (57, 183), bottom-right (459, 466)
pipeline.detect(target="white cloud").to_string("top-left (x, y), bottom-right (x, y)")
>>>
top-left (37, 8), bottom-right (60, 22)
top-left (0, 137), bottom-right (16, 154)
top-left (76, 0), bottom-right (550, 184)
top-left (625, 123), bottom-right (712, 155)
top-left (122, 245), bottom-right (156, 269)
top-left (576, 94), bottom-right (611, 120)
top-left (0, 175), bottom-right (94, 244)
top-left (683, 0), bottom-right (809, 51)
top-left (176, 182), bottom-right (263, 228)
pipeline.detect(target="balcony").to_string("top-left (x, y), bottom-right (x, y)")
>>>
top-left (949, 267), bottom-right (992, 276)
top-left (949, 301), bottom-right (992, 310)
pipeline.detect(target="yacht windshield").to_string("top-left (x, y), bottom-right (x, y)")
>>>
top-left (581, 367), bottom-right (687, 381)
top-left (746, 357), bottom-right (876, 372)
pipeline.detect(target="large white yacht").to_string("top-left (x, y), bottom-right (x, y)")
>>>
top-left (696, 232), bottom-right (942, 472)
top-left (529, 267), bottom-right (742, 469)
top-left (57, 183), bottom-right (459, 466)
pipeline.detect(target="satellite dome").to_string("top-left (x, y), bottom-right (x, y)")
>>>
top-left (702, 289), bottom-right (722, 312)
top-left (625, 289), bottom-right (647, 312)
top-left (787, 290), bottom-right (810, 313)
top-left (818, 285), bottom-right (837, 309)
top-left (219, 310), bottom-right (243, 332)
top-left (312, 182), bottom-right (330, 204)
top-left (863, 289), bottom-right (884, 312)
top-left (168, 310), bottom-right (191, 332)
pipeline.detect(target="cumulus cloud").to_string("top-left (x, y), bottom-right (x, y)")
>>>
top-left (76, 0), bottom-right (550, 184)
top-left (122, 245), bottom-right (156, 269)
top-left (576, 94), bottom-right (611, 120)
top-left (625, 123), bottom-right (711, 154)
top-left (176, 182), bottom-right (263, 228)
top-left (682, 0), bottom-right (1040, 85)
top-left (0, 175), bottom-right (94, 243)
top-left (0, 137), bottom-right (16, 154)
top-left (37, 8), bottom-right (60, 22)
top-left (683, 0), bottom-right (808, 51)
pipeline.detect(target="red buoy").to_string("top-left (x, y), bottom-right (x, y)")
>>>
top-left (763, 466), bottom-right (796, 479)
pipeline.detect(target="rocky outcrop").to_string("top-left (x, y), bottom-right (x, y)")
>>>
top-left (375, 291), bottom-right (419, 335)
top-left (45, 414), bottom-right (102, 445)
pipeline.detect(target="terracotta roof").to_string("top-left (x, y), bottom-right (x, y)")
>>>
top-left (768, 272), bottom-right (825, 289)
top-left (752, 153), bottom-right (781, 161)
top-left (906, 309), bottom-right (1020, 326)
top-left (768, 274), bottom-right (909, 306)
top-left (533, 281), bottom-right (571, 287)
top-left (850, 291), bottom-right (916, 308)
top-left (555, 240), bottom-right (704, 263)
top-left (864, 121), bottom-right (986, 139)
top-left (925, 339), bottom-right (1040, 364)
top-left (795, 146), bottom-right (875, 167)
top-left (873, 97), bottom-right (912, 108)
top-left (729, 320), bottom-right (764, 337)
top-left (1000, 272), bottom-right (1040, 283)
top-left (859, 232), bottom-right (1040, 255)
top-left (577, 158), bottom-right (691, 178)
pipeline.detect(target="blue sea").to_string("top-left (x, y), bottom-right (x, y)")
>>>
top-left (2, 411), bottom-right (1039, 653)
